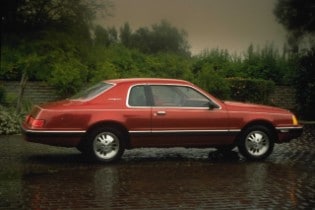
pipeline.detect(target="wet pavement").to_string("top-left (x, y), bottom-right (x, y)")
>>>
top-left (0, 126), bottom-right (314, 210)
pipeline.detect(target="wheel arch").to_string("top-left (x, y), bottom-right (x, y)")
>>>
top-left (236, 120), bottom-right (278, 144)
top-left (83, 121), bottom-right (131, 148)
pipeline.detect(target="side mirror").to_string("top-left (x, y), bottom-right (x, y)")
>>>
top-left (208, 101), bottom-right (219, 110)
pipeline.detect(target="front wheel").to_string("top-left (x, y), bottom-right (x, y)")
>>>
top-left (87, 127), bottom-right (125, 163)
top-left (238, 125), bottom-right (275, 161)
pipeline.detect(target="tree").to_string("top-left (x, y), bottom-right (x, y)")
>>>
top-left (294, 47), bottom-right (315, 119)
top-left (1, 0), bottom-right (112, 33)
top-left (149, 20), bottom-right (190, 56)
top-left (192, 48), bottom-right (231, 75)
top-left (243, 44), bottom-right (284, 83)
top-left (196, 64), bottom-right (230, 99)
top-left (120, 23), bottom-right (133, 48)
top-left (119, 20), bottom-right (191, 56)
top-left (274, 0), bottom-right (315, 119)
top-left (1, 0), bottom-right (113, 111)
top-left (274, 0), bottom-right (315, 52)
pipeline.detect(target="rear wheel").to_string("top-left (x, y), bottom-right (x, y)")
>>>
top-left (87, 127), bottom-right (125, 162)
top-left (238, 125), bottom-right (274, 161)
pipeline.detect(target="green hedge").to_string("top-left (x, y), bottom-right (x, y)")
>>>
top-left (227, 77), bottom-right (275, 104)
top-left (0, 106), bottom-right (22, 135)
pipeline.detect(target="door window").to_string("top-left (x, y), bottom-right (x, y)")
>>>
top-left (151, 85), bottom-right (210, 107)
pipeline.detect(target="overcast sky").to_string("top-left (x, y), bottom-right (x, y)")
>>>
top-left (97, 0), bottom-right (287, 55)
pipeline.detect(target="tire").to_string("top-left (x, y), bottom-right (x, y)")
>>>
top-left (238, 125), bottom-right (274, 161)
top-left (87, 127), bottom-right (125, 163)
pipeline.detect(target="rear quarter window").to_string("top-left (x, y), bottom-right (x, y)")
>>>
top-left (128, 85), bottom-right (147, 106)
top-left (71, 82), bottom-right (113, 100)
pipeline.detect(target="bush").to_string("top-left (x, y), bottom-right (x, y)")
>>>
top-left (0, 106), bottom-right (22, 135)
top-left (48, 58), bottom-right (88, 98)
top-left (227, 77), bottom-right (275, 104)
top-left (195, 64), bottom-right (231, 99)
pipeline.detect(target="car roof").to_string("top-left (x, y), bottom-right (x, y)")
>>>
top-left (105, 78), bottom-right (193, 86)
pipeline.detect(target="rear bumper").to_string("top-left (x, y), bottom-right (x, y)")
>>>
top-left (276, 126), bottom-right (303, 143)
top-left (21, 124), bottom-right (85, 147)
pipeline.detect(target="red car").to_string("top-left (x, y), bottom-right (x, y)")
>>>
top-left (22, 78), bottom-right (303, 162)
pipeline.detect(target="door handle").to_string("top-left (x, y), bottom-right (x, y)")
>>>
top-left (156, 111), bottom-right (166, 116)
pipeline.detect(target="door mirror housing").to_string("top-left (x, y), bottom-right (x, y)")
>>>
top-left (208, 101), bottom-right (219, 110)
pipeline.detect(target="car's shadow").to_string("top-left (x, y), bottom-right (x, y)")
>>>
top-left (208, 150), bottom-right (241, 162)
top-left (26, 153), bottom-right (92, 164)
top-left (123, 150), bottom-right (241, 163)
top-left (26, 150), bottom-right (241, 165)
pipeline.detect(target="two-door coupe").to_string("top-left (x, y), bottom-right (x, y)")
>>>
top-left (22, 78), bottom-right (303, 162)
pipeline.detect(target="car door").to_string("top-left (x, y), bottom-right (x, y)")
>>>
top-left (125, 85), bottom-right (153, 147)
top-left (150, 85), bottom-right (232, 147)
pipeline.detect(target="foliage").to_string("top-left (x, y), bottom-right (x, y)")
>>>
top-left (1, 0), bottom-right (111, 110)
top-left (194, 64), bottom-right (231, 99)
top-left (193, 49), bottom-right (235, 76)
top-left (274, 0), bottom-right (315, 52)
top-left (227, 77), bottom-right (275, 104)
top-left (85, 45), bottom-right (193, 84)
top-left (1, 0), bottom-right (310, 120)
top-left (0, 42), bottom-right (45, 81)
top-left (48, 58), bottom-right (88, 98)
top-left (1, 0), bottom-right (111, 34)
top-left (0, 106), bottom-right (21, 135)
top-left (274, 0), bottom-right (315, 119)
top-left (294, 48), bottom-right (315, 120)
top-left (119, 20), bottom-right (191, 56)
top-left (120, 23), bottom-right (133, 48)
top-left (94, 25), bottom-right (118, 47)
top-left (274, 0), bottom-right (315, 34)
top-left (192, 46), bottom-right (293, 85)
top-left (242, 44), bottom-right (295, 84)
top-left (144, 53), bottom-right (193, 79)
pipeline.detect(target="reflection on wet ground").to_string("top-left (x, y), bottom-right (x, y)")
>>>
top-left (0, 126), bottom-right (314, 209)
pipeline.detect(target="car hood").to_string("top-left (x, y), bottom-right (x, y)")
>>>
top-left (223, 101), bottom-right (290, 114)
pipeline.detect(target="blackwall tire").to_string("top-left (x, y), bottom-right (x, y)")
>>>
top-left (88, 127), bottom-right (125, 163)
top-left (238, 125), bottom-right (274, 161)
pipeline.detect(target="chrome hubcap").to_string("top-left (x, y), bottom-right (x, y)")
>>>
top-left (93, 132), bottom-right (119, 160)
top-left (245, 131), bottom-right (269, 156)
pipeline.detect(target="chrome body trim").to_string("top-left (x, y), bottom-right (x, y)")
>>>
top-left (276, 126), bottom-right (303, 133)
top-left (129, 129), bottom-right (241, 134)
top-left (22, 128), bottom-right (86, 134)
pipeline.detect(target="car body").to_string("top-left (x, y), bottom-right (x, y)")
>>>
top-left (22, 78), bottom-right (303, 162)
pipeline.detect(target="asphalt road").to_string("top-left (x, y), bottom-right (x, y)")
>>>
top-left (0, 125), bottom-right (314, 209)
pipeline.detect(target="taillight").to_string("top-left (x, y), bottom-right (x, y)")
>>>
top-left (27, 116), bottom-right (45, 128)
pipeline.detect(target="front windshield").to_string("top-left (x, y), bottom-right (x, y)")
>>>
top-left (71, 82), bottom-right (113, 100)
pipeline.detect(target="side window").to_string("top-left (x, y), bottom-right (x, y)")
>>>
top-left (151, 85), bottom-right (210, 107)
top-left (128, 85), bottom-right (147, 106)
top-left (151, 86), bottom-right (182, 106)
top-left (177, 86), bottom-right (210, 107)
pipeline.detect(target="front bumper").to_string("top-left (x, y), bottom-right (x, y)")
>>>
top-left (276, 126), bottom-right (303, 143)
